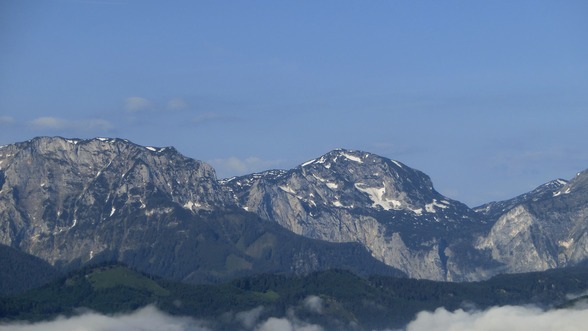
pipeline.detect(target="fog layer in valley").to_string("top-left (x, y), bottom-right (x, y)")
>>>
top-left (3, 298), bottom-right (588, 331)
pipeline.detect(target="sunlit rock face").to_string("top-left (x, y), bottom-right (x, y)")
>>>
top-left (3, 137), bottom-right (588, 282)
top-left (0, 137), bottom-right (227, 266)
top-left (476, 169), bottom-right (588, 274)
top-left (222, 149), bottom-right (491, 281)
top-left (0, 138), bottom-right (403, 283)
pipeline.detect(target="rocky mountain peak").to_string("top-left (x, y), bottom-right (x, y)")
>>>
top-left (222, 149), bottom-right (484, 281)
top-left (475, 178), bottom-right (568, 219)
top-left (295, 148), bottom-right (439, 212)
top-left (0, 136), bottom-right (229, 260)
top-left (552, 169), bottom-right (588, 198)
top-left (6, 137), bottom-right (588, 283)
top-left (1, 137), bottom-right (406, 283)
top-left (226, 148), bottom-right (449, 216)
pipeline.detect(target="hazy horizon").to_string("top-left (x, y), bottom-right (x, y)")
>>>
top-left (1, 1), bottom-right (587, 206)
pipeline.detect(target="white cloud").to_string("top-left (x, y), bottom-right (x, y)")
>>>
top-left (124, 96), bottom-right (153, 112)
top-left (0, 305), bottom-right (211, 331)
top-left (5, 301), bottom-right (587, 331)
top-left (29, 117), bottom-right (114, 132)
top-left (0, 304), bottom-right (588, 331)
top-left (0, 116), bottom-right (15, 125)
top-left (303, 296), bottom-right (323, 314)
top-left (0, 305), bottom-right (325, 331)
top-left (30, 117), bottom-right (66, 129)
top-left (255, 316), bottom-right (324, 331)
top-left (209, 156), bottom-right (283, 178)
top-left (192, 112), bottom-right (224, 125)
top-left (83, 118), bottom-right (114, 131)
top-left (404, 305), bottom-right (588, 331)
top-left (167, 97), bottom-right (189, 111)
top-left (236, 306), bottom-right (265, 329)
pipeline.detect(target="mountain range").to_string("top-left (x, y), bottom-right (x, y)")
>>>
top-left (1, 136), bottom-right (588, 290)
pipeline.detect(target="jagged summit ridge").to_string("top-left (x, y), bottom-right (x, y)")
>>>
top-left (475, 178), bottom-right (568, 219)
top-left (0, 137), bottom-right (404, 282)
top-left (226, 148), bottom-right (459, 216)
top-left (0, 136), bottom-right (228, 263)
top-left (222, 148), bottom-right (483, 281)
top-left (4, 137), bottom-right (588, 282)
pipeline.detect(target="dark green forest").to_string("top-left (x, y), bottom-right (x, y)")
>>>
top-left (2, 262), bottom-right (588, 330)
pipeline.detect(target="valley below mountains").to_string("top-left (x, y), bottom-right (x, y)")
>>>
top-left (2, 136), bottom-right (588, 288)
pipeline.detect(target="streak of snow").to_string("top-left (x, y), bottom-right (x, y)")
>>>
top-left (279, 185), bottom-right (296, 194)
top-left (110, 207), bottom-right (116, 217)
top-left (341, 152), bottom-right (363, 163)
top-left (559, 238), bottom-right (574, 249)
top-left (312, 174), bottom-right (326, 182)
top-left (326, 182), bottom-right (338, 189)
top-left (145, 208), bottom-right (173, 216)
top-left (425, 199), bottom-right (449, 213)
top-left (183, 201), bottom-right (202, 210)
top-left (301, 158), bottom-right (317, 167)
top-left (554, 187), bottom-right (572, 197)
top-left (391, 160), bottom-right (403, 168)
top-left (66, 139), bottom-right (79, 145)
top-left (354, 183), bottom-right (401, 210)
top-left (333, 201), bottom-right (343, 207)
top-left (411, 208), bottom-right (423, 216)
top-left (146, 146), bottom-right (157, 152)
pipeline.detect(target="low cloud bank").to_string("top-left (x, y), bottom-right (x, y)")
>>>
top-left (404, 303), bottom-right (588, 331)
top-left (0, 297), bottom-right (325, 331)
top-left (0, 305), bottom-right (210, 331)
top-left (3, 299), bottom-right (588, 331)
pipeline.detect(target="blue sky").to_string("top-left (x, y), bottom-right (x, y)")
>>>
top-left (1, 0), bottom-right (587, 206)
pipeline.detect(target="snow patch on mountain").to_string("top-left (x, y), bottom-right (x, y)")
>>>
top-left (425, 199), bottom-right (450, 213)
top-left (279, 185), bottom-right (297, 195)
top-left (341, 152), bottom-right (363, 163)
top-left (354, 183), bottom-right (401, 210)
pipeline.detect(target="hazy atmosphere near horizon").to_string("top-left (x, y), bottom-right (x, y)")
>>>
top-left (1, 0), bottom-right (587, 206)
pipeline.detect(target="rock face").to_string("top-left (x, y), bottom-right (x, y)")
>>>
top-left (0, 137), bottom-right (226, 264)
top-left (222, 149), bottom-right (491, 281)
top-left (223, 149), bottom-right (588, 281)
top-left (3, 137), bottom-right (588, 283)
top-left (475, 171), bottom-right (588, 274)
top-left (0, 137), bottom-right (403, 283)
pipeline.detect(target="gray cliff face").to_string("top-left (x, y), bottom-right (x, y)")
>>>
top-left (4, 137), bottom-right (588, 283)
top-left (474, 179), bottom-right (568, 221)
top-left (0, 137), bottom-right (404, 283)
top-left (222, 149), bottom-right (489, 281)
top-left (476, 171), bottom-right (588, 274)
top-left (0, 137), bottom-right (226, 266)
